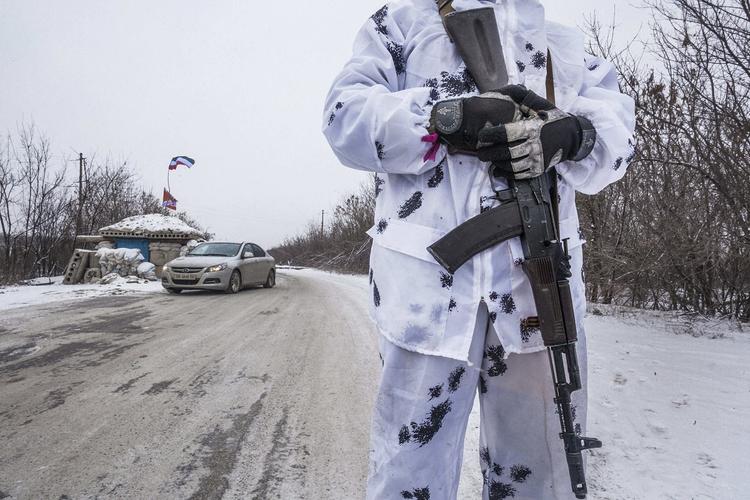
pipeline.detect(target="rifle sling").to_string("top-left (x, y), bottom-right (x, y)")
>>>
top-left (436, 0), bottom-right (456, 21)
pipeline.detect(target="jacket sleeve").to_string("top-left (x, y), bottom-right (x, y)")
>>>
top-left (322, 8), bottom-right (445, 175)
top-left (556, 57), bottom-right (636, 195)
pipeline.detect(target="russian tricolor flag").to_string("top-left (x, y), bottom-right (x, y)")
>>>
top-left (168, 156), bottom-right (195, 170)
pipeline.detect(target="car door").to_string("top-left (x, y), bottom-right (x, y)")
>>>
top-left (251, 244), bottom-right (272, 282)
top-left (238, 243), bottom-right (259, 285)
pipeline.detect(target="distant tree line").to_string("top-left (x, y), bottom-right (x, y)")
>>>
top-left (273, 0), bottom-right (750, 321)
top-left (270, 181), bottom-right (374, 273)
top-left (0, 124), bottom-right (204, 284)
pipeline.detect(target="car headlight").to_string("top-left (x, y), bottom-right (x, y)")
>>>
top-left (163, 265), bottom-right (171, 272)
top-left (206, 263), bottom-right (228, 273)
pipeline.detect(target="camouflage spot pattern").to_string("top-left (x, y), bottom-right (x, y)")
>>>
top-left (510, 464), bottom-right (532, 483)
top-left (376, 141), bottom-right (386, 160)
top-left (488, 480), bottom-right (516, 500)
top-left (447, 366), bottom-right (465, 393)
top-left (428, 384), bottom-right (443, 400)
top-left (407, 399), bottom-right (453, 447)
top-left (531, 51), bottom-right (547, 69)
top-left (625, 138), bottom-right (637, 163)
top-left (371, 5), bottom-right (389, 36)
top-left (399, 425), bottom-right (411, 444)
top-left (500, 293), bottom-right (516, 315)
top-left (439, 272), bottom-right (453, 289)
top-left (373, 281), bottom-right (381, 307)
top-left (439, 68), bottom-right (478, 97)
top-left (427, 163), bottom-right (444, 188)
top-left (398, 192), bottom-right (423, 218)
top-left (387, 41), bottom-right (406, 75)
top-left (485, 345), bottom-right (507, 377)
top-left (374, 175), bottom-right (385, 197)
top-left (401, 487), bottom-right (430, 500)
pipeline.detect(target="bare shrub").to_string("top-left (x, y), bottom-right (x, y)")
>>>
top-left (270, 179), bottom-right (375, 274)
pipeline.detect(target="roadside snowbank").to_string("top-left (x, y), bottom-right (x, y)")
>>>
top-left (0, 276), bottom-right (164, 312)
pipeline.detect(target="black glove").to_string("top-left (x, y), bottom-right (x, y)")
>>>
top-left (429, 93), bottom-right (522, 153)
top-left (476, 85), bottom-right (596, 179)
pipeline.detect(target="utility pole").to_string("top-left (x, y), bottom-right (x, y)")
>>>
top-left (75, 152), bottom-right (86, 237)
top-left (321, 210), bottom-right (325, 235)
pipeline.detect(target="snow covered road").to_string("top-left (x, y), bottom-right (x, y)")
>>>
top-left (0, 270), bottom-right (379, 499)
top-left (0, 268), bottom-right (748, 499)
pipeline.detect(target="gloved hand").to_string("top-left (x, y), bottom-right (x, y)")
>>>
top-left (429, 92), bottom-right (522, 153)
top-left (476, 85), bottom-right (596, 179)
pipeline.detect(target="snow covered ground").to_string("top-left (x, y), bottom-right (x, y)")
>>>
top-left (584, 308), bottom-right (750, 500)
top-left (2, 267), bottom-right (748, 498)
top-left (0, 276), bottom-right (165, 312)
top-left (286, 269), bottom-right (750, 499)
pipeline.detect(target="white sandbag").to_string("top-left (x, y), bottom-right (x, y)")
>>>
top-left (137, 262), bottom-right (158, 281)
top-left (99, 272), bottom-right (122, 285)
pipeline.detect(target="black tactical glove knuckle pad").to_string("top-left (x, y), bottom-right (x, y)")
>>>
top-left (430, 92), bottom-right (523, 152)
top-left (432, 98), bottom-right (464, 134)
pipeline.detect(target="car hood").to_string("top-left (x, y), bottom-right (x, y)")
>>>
top-left (166, 256), bottom-right (234, 269)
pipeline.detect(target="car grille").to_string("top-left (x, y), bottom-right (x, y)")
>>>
top-left (173, 279), bottom-right (200, 285)
top-left (171, 267), bottom-right (203, 273)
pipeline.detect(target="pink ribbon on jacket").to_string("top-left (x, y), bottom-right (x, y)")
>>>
top-left (421, 133), bottom-right (440, 162)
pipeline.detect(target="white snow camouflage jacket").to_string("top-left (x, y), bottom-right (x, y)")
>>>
top-left (323, 0), bottom-right (636, 361)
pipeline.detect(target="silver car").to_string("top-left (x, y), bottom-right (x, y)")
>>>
top-left (162, 242), bottom-right (276, 294)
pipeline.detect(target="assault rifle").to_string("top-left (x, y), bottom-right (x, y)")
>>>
top-left (426, 8), bottom-right (602, 499)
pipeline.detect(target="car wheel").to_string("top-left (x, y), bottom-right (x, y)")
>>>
top-left (263, 269), bottom-right (276, 289)
top-left (226, 270), bottom-right (241, 294)
top-left (166, 288), bottom-right (182, 294)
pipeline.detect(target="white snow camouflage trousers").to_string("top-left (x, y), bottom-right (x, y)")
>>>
top-left (367, 303), bottom-right (588, 500)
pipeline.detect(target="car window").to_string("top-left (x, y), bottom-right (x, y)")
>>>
top-left (251, 244), bottom-right (265, 257)
top-left (189, 243), bottom-right (241, 257)
top-left (241, 244), bottom-right (254, 257)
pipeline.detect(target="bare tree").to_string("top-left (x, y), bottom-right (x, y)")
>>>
top-left (0, 124), bottom-right (206, 283)
top-left (577, 0), bottom-right (750, 320)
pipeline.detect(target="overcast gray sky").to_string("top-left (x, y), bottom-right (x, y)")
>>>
top-left (0, 1), bottom-right (648, 248)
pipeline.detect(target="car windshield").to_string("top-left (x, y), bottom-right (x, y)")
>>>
top-left (188, 243), bottom-right (241, 257)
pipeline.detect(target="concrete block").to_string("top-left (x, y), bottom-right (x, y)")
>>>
top-left (63, 249), bottom-right (96, 285)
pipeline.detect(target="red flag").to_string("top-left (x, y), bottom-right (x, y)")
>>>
top-left (162, 189), bottom-right (177, 210)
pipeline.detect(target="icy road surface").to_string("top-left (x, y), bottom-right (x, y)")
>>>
top-left (0, 268), bottom-right (748, 499)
